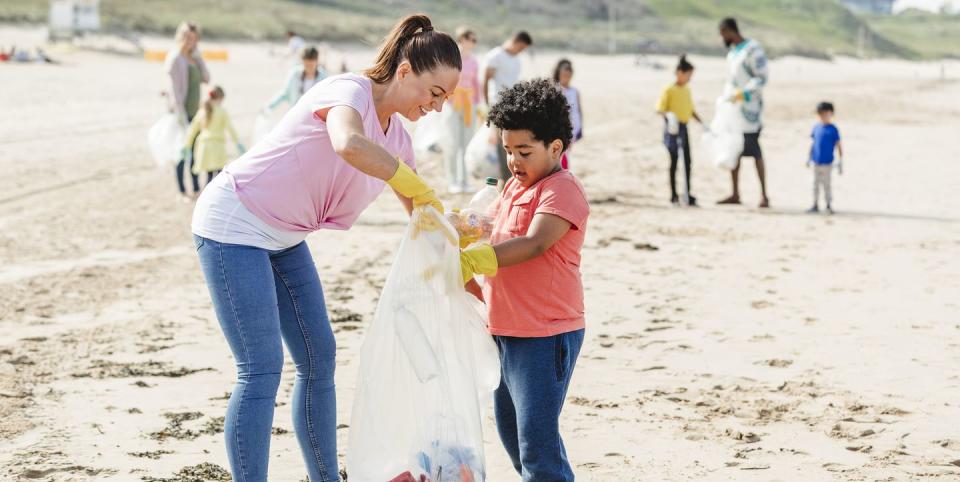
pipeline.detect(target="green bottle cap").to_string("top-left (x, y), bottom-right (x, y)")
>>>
top-left (485, 177), bottom-right (499, 186)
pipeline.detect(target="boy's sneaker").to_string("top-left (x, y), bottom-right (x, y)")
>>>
top-left (687, 195), bottom-right (698, 207)
top-left (806, 205), bottom-right (819, 214)
top-left (826, 205), bottom-right (834, 215)
top-left (670, 194), bottom-right (680, 206)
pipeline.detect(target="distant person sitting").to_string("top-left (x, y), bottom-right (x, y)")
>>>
top-left (264, 46), bottom-right (328, 113)
top-left (807, 102), bottom-right (843, 214)
top-left (482, 31), bottom-right (532, 181)
top-left (716, 17), bottom-right (770, 208)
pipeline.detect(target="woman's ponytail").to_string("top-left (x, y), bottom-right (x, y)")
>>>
top-left (365, 14), bottom-right (461, 84)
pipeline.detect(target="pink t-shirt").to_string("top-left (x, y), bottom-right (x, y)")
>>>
top-left (482, 170), bottom-right (590, 337)
top-left (459, 54), bottom-right (481, 104)
top-left (225, 73), bottom-right (415, 232)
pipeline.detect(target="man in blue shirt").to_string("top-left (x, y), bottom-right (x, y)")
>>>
top-left (808, 102), bottom-right (843, 214)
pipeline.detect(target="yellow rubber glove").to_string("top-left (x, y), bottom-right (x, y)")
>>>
top-left (460, 244), bottom-right (498, 285)
top-left (387, 160), bottom-right (443, 214)
top-left (459, 233), bottom-right (480, 250)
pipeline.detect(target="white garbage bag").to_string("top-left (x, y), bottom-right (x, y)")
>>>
top-left (147, 113), bottom-right (185, 168)
top-left (702, 98), bottom-right (745, 170)
top-left (413, 111), bottom-right (444, 156)
top-left (465, 125), bottom-right (500, 180)
top-left (347, 207), bottom-right (500, 482)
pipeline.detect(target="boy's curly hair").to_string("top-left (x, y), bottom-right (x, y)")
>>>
top-left (487, 78), bottom-right (573, 151)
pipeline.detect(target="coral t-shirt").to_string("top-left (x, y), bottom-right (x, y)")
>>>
top-left (483, 170), bottom-right (590, 337)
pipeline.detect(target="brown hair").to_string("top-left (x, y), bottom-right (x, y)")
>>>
top-left (174, 21), bottom-right (199, 49)
top-left (203, 85), bottom-right (224, 128)
top-left (553, 58), bottom-right (572, 83)
top-left (364, 14), bottom-right (461, 84)
top-left (455, 26), bottom-right (476, 43)
top-left (301, 46), bottom-right (319, 61)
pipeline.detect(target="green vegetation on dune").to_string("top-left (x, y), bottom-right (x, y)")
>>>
top-left (865, 10), bottom-right (960, 59)
top-left (643, 0), bottom-right (910, 58)
top-left (0, 0), bottom-right (957, 59)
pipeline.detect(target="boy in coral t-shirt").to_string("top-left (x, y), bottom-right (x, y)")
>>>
top-left (460, 78), bottom-right (589, 481)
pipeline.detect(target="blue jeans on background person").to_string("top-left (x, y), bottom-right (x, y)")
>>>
top-left (493, 329), bottom-right (585, 482)
top-left (194, 235), bottom-right (339, 482)
top-left (664, 121), bottom-right (692, 202)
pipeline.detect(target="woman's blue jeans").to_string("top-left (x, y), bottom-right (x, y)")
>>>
top-left (195, 235), bottom-right (339, 482)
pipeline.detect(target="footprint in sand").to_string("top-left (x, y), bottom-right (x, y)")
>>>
top-left (755, 359), bottom-right (793, 368)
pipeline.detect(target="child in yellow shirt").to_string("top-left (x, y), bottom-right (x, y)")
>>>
top-left (184, 86), bottom-right (245, 186)
top-left (655, 55), bottom-right (703, 206)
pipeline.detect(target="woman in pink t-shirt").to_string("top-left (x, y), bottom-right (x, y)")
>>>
top-left (190, 14), bottom-right (460, 482)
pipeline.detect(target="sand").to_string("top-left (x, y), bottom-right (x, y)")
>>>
top-left (1, 25), bottom-right (959, 481)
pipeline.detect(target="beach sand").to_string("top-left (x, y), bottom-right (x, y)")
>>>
top-left (1, 26), bottom-right (959, 481)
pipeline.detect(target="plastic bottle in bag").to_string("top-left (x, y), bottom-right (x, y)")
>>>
top-left (446, 177), bottom-right (499, 243)
top-left (467, 177), bottom-right (499, 213)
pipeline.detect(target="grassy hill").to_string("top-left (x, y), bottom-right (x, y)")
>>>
top-left (1, 0), bottom-right (957, 59)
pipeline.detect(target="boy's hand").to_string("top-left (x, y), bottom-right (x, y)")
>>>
top-left (460, 244), bottom-right (498, 285)
top-left (837, 157), bottom-right (843, 175)
top-left (465, 278), bottom-right (484, 302)
top-left (729, 90), bottom-right (745, 103)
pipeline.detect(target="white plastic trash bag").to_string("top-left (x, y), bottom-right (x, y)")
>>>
top-left (147, 113), bottom-right (185, 167)
top-left (413, 111), bottom-right (444, 156)
top-left (702, 98), bottom-right (744, 170)
top-left (347, 207), bottom-right (500, 482)
top-left (465, 125), bottom-right (500, 180)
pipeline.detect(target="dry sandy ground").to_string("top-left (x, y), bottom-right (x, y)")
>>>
top-left (1, 25), bottom-right (959, 481)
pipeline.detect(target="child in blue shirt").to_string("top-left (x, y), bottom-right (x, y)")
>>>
top-left (808, 102), bottom-right (843, 214)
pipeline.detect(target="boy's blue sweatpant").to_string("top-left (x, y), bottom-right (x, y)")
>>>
top-left (493, 329), bottom-right (585, 482)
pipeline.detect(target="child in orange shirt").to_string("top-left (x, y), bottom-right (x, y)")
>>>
top-left (460, 78), bottom-right (590, 480)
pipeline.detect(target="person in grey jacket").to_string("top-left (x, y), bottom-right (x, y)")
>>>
top-left (165, 21), bottom-right (210, 199)
top-left (263, 46), bottom-right (327, 113)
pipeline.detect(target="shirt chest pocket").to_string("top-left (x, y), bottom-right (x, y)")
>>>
top-left (506, 191), bottom-right (537, 235)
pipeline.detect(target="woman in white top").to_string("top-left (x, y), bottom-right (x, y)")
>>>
top-left (554, 59), bottom-right (582, 170)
